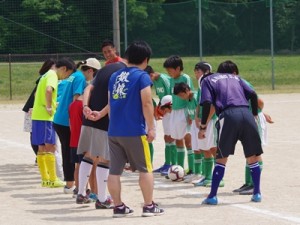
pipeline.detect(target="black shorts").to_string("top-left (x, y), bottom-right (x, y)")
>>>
top-left (70, 147), bottom-right (84, 163)
top-left (216, 107), bottom-right (263, 159)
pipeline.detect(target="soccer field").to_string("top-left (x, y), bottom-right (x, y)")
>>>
top-left (0, 93), bottom-right (300, 225)
top-left (1, 55), bottom-right (300, 101)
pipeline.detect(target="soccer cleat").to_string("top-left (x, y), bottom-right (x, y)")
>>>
top-left (89, 193), bottom-right (98, 202)
top-left (160, 166), bottom-right (171, 176)
top-left (76, 194), bottom-right (92, 204)
top-left (72, 187), bottom-right (78, 198)
top-left (41, 180), bottom-right (50, 187)
top-left (49, 178), bottom-right (65, 188)
top-left (142, 202), bottom-right (164, 217)
top-left (193, 178), bottom-right (206, 186)
top-left (239, 186), bottom-right (254, 195)
top-left (95, 197), bottom-right (114, 209)
top-left (232, 184), bottom-right (251, 193)
top-left (251, 193), bottom-right (262, 202)
top-left (202, 196), bottom-right (218, 205)
top-left (113, 203), bottom-right (134, 218)
top-left (63, 185), bottom-right (75, 194)
top-left (191, 176), bottom-right (205, 184)
top-left (153, 164), bottom-right (171, 173)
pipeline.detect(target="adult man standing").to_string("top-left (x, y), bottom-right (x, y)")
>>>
top-left (107, 41), bottom-right (164, 218)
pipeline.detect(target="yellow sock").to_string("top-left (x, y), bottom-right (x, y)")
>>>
top-left (44, 153), bottom-right (57, 182)
top-left (37, 153), bottom-right (49, 181)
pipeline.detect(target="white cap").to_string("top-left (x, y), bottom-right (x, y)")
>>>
top-left (160, 95), bottom-right (172, 107)
top-left (80, 58), bottom-right (101, 70)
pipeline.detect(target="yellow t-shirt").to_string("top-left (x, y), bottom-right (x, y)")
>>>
top-left (31, 69), bottom-right (58, 121)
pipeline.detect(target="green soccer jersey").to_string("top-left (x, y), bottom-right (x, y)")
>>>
top-left (31, 69), bottom-right (58, 121)
top-left (242, 78), bottom-right (262, 113)
top-left (153, 73), bottom-right (171, 101)
top-left (170, 73), bottom-right (194, 110)
top-left (185, 91), bottom-right (198, 120)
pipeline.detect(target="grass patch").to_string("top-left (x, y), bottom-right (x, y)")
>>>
top-left (0, 55), bottom-right (300, 100)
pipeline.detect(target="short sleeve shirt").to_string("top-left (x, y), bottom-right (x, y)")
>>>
top-left (170, 73), bottom-right (194, 110)
top-left (108, 67), bottom-right (152, 136)
top-left (200, 73), bottom-right (255, 116)
top-left (82, 62), bottom-right (126, 131)
top-left (53, 70), bottom-right (86, 127)
top-left (31, 69), bottom-right (58, 121)
top-left (152, 73), bottom-right (171, 101)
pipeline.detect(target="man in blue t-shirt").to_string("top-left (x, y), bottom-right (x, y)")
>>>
top-left (107, 41), bottom-right (164, 218)
top-left (199, 60), bottom-right (263, 205)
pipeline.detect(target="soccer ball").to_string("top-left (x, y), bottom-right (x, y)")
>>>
top-left (168, 165), bottom-right (184, 181)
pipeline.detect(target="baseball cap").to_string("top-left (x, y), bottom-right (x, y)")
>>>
top-left (79, 58), bottom-right (101, 70)
top-left (160, 95), bottom-right (172, 107)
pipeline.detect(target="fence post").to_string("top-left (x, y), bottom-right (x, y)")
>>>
top-left (8, 53), bottom-right (12, 100)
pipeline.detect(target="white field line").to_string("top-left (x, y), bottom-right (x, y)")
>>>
top-left (154, 180), bottom-right (300, 224)
top-left (1, 137), bottom-right (300, 224)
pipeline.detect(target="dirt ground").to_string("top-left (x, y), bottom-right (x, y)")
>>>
top-left (0, 93), bottom-right (300, 225)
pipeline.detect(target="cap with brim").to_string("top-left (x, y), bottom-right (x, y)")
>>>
top-left (160, 95), bottom-right (172, 107)
top-left (80, 58), bottom-right (101, 70)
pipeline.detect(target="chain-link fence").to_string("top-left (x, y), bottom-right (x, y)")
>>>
top-left (0, 0), bottom-right (300, 100)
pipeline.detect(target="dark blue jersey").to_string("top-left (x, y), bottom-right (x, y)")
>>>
top-left (200, 73), bottom-right (256, 115)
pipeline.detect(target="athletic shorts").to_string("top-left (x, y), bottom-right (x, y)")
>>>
top-left (108, 136), bottom-right (153, 175)
top-left (170, 109), bottom-right (188, 140)
top-left (162, 112), bottom-right (171, 135)
top-left (216, 107), bottom-right (263, 159)
top-left (198, 119), bottom-right (217, 151)
top-left (70, 147), bottom-right (84, 163)
top-left (77, 125), bottom-right (110, 160)
top-left (191, 119), bottom-right (217, 151)
top-left (257, 112), bottom-right (267, 146)
top-left (31, 120), bottom-right (56, 145)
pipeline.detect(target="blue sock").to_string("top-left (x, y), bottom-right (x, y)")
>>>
top-left (208, 163), bottom-right (225, 198)
top-left (249, 162), bottom-right (261, 195)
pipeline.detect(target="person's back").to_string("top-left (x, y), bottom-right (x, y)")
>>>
top-left (107, 40), bottom-right (164, 218)
top-left (200, 60), bottom-right (263, 205)
top-left (109, 67), bottom-right (150, 136)
top-left (201, 73), bottom-right (252, 116)
top-left (83, 62), bottom-right (126, 131)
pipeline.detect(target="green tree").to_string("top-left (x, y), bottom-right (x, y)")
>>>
top-left (275, 0), bottom-right (300, 51)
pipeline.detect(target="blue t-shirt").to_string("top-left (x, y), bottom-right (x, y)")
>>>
top-left (200, 73), bottom-right (255, 116)
top-left (54, 70), bottom-right (86, 126)
top-left (108, 67), bottom-right (152, 136)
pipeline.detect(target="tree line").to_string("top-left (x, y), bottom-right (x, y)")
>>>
top-left (0, 0), bottom-right (299, 56)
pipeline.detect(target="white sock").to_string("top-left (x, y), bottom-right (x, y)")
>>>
top-left (96, 165), bottom-right (109, 202)
top-left (78, 159), bottom-right (93, 196)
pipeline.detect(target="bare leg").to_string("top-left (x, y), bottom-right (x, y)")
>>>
top-left (108, 174), bottom-right (122, 206)
top-left (139, 172), bottom-right (154, 205)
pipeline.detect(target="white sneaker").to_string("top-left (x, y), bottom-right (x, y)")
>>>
top-left (191, 175), bottom-right (205, 184)
top-left (63, 185), bottom-right (76, 194)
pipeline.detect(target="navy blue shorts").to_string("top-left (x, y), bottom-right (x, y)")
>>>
top-left (216, 107), bottom-right (263, 159)
top-left (70, 147), bottom-right (84, 163)
top-left (32, 120), bottom-right (56, 145)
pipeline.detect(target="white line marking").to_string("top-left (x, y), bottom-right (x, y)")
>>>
top-left (154, 180), bottom-right (300, 224)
